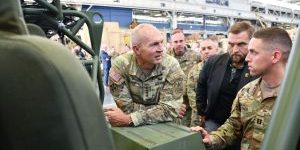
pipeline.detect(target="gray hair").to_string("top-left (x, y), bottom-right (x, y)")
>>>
top-left (201, 38), bottom-right (219, 49)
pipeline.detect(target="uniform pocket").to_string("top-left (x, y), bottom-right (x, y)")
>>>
top-left (252, 109), bottom-right (272, 144)
top-left (129, 80), bottom-right (143, 104)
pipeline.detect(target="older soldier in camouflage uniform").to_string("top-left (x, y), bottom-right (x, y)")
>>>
top-left (191, 28), bottom-right (292, 150)
top-left (105, 24), bottom-right (185, 127)
top-left (187, 39), bottom-right (219, 126)
top-left (168, 30), bottom-right (201, 127)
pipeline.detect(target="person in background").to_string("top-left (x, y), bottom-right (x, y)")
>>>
top-left (105, 24), bottom-right (185, 127)
top-left (72, 44), bottom-right (86, 60)
top-left (192, 27), bottom-right (292, 150)
top-left (187, 38), bottom-right (219, 127)
top-left (167, 29), bottom-right (201, 127)
top-left (100, 45), bottom-right (111, 87)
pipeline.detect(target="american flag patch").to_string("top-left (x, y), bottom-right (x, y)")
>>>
top-left (110, 68), bottom-right (122, 83)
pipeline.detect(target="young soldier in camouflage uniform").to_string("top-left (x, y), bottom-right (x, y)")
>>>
top-left (187, 39), bottom-right (219, 127)
top-left (167, 30), bottom-right (201, 127)
top-left (191, 27), bottom-right (292, 150)
top-left (105, 24), bottom-right (185, 127)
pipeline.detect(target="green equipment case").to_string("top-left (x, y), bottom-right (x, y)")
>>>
top-left (111, 122), bottom-right (205, 150)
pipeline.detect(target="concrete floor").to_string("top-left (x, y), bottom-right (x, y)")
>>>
top-left (102, 85), bottom-right (116, 109)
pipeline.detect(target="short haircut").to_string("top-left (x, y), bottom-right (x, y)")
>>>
top-left (171, 27), bottom-right (183, 35)
top-left (201, 38), bottom-right (218, 48)
top-left (228, 21), bottom-right (255, 39)
top-left (131, 23), bottom-right (158, 46)
top-left (253, 27), bottom-right (292, 62)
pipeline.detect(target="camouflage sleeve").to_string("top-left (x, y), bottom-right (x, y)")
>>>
top-left (108, 65), bottom-right (134, 113)
top-left (187, 64), bottom-right (201, 126)
top-left (130, 61), bottom-right (184, 126)
top-left (196, 60), bottom-right (209, 116)
top-left (109, 65), bottom-right (151, 117)
top-left (209, 90), bottom-right (244, 149)
top-left (109, 64), bottom-right (158, 114)
top-left (109, 53), bottom-right (150, 114)
top-left (195, 52), bottom-right (202, 63)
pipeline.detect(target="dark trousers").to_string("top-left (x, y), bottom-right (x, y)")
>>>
top-left (102, 60), bottom-right (111, 86)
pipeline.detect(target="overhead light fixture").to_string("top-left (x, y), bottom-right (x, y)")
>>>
top-left (154, 13), bottom-right (162, 17)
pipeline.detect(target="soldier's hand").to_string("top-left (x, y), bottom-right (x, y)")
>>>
top-left (177, 103), bottom-right (186, 119)
top-left (190, 126), bottom-right (212, 147)
top-left (104, 107), bottom-right (131, 127)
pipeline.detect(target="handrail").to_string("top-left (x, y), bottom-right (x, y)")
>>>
top-left (23, 0), bottom-right (105, 103)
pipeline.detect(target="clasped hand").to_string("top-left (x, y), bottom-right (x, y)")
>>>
top-left (104, 107), bottom-right (131, 127)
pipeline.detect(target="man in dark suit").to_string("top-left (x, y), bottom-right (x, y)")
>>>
top-left (196, 21), bottom-right (257, 134)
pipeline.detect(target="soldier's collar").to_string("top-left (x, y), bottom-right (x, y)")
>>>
top-left (260, 79), bottom-right (280, 100)
top-left (151, 64), bottom-right (163, 77)
top-left (173, 47), bottom-right (189, 60)
top-left (128, 56), bottom-right (163, 78)
top-left (128, 55), bottom-right (139, 76)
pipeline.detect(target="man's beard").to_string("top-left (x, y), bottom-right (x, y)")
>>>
top-left (231, 54), bottom-right (245, 64)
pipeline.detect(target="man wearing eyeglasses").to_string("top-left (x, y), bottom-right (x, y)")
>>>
top-left (195, 21), bottom-right (257, 149)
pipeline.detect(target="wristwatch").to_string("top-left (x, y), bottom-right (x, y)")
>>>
top-left (128, 117), bottom-right (134, 126)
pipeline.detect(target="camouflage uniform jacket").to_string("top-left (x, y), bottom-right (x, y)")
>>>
top-left (109, 51), bottom-right (185, 126)
top-left (210, 78), bottom-right (278, 150)
top-left (167, 47), bottom-right (201, 77)
top-left (187, 62), bottom-right (204, 126)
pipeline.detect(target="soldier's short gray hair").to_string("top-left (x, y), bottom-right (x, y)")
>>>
top-left (201, 38), bottom-right (218, 49)
top-left (131, 23), bottom-right (158, 46)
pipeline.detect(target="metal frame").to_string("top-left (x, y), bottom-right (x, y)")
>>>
top-left (23, 0), bottom-right (105, 103)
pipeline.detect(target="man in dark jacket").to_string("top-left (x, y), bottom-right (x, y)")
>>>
top-left (196, 21), bottom-right (257, 136)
